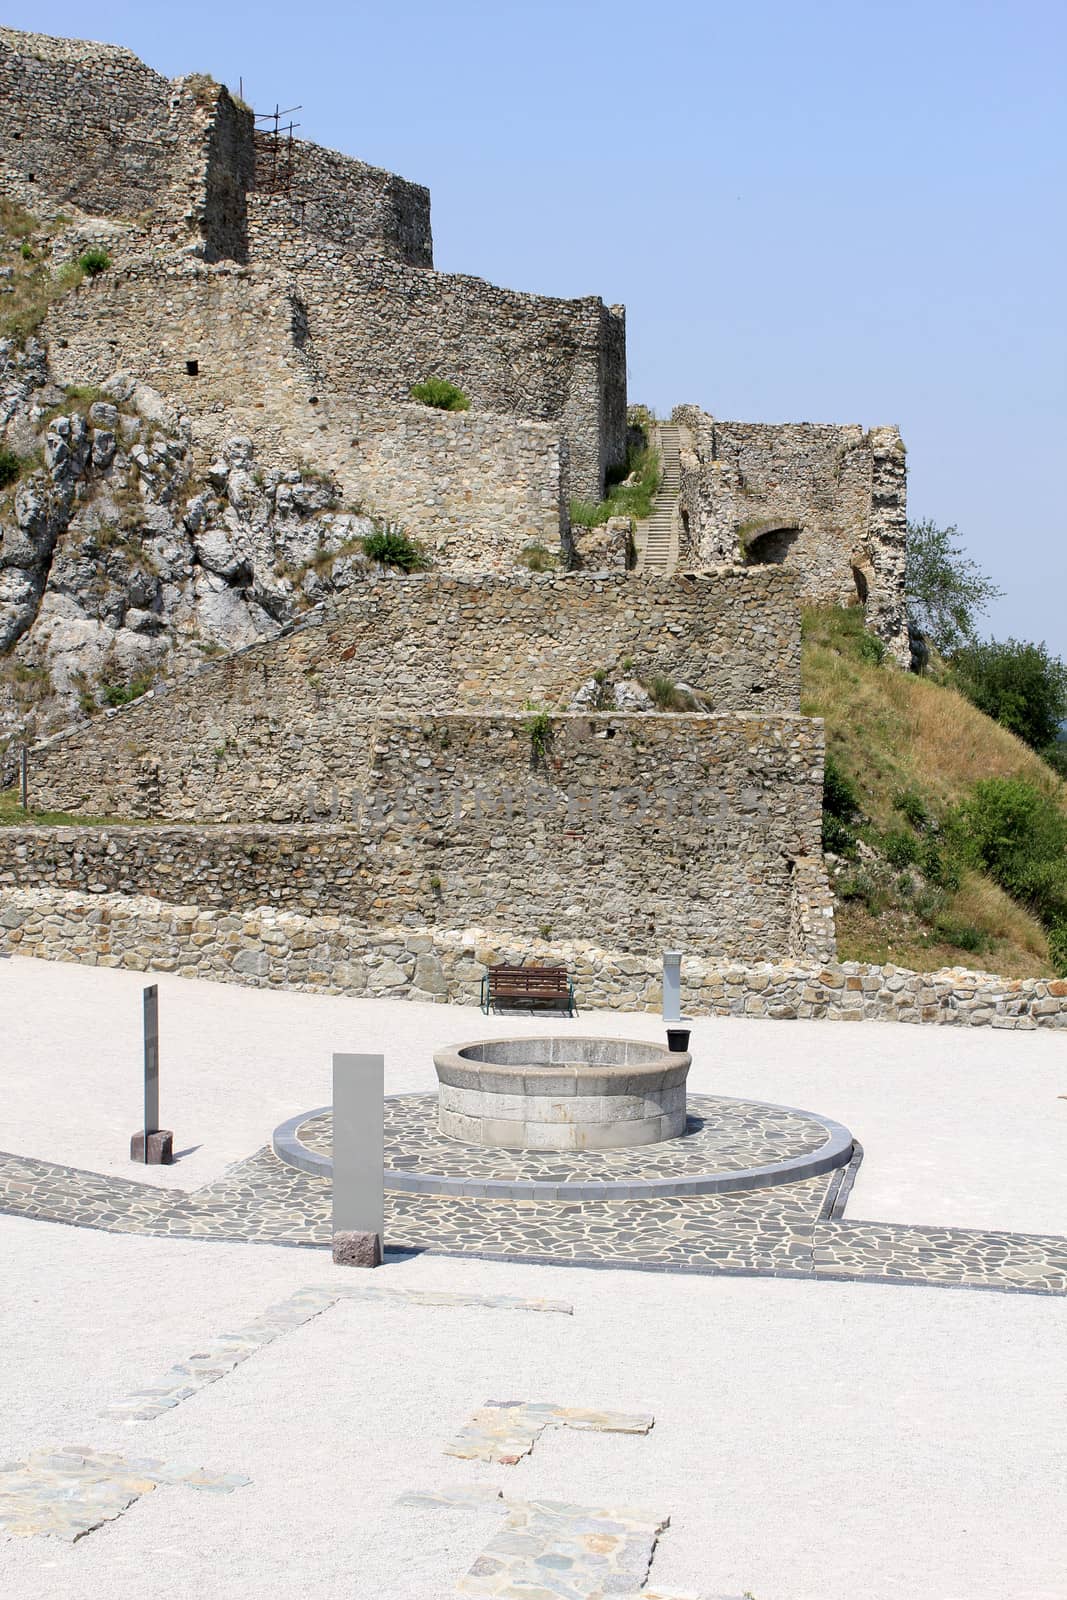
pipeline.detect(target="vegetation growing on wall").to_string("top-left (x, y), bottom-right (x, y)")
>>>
top-left (570, 439), bottom-right (661, 529)
top-left (0, 202), bottom-right (102, 344)
top-left (362, 523), bottom-right (428, 572)
top-left (410, 378), bottom-right (471, 412)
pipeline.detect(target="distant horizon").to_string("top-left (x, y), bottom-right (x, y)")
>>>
top-left (9, 3), bottom-right (1066, 657)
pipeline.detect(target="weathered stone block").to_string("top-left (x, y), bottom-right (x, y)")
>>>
top-left (332, 1230), bottom-right (382, 1268)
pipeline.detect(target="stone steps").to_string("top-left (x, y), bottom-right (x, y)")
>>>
top-left (635, 424), bottom-right (682, 575)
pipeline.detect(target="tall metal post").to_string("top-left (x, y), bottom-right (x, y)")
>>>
top-left (130, 984), bottom-right (171, 1163)
top-left (332, 1053), bottom-right (384, 1267)
top-left (143, 984), bottom-right (159, 1147)
top-left (662, 951), bottom-right (682, 1023)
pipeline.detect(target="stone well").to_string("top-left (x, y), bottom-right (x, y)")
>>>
top-left (432, 1037), bottom-right (691, 1151)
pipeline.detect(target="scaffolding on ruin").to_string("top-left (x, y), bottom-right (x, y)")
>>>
top-left (252, 102), bottom-right (302, 196)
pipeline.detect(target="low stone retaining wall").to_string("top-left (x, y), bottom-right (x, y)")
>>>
top-left (1, 886), bottom-right (1064, 1029)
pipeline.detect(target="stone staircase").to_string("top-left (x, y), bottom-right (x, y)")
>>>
top-left (634, 424), bottom-right (682, 575)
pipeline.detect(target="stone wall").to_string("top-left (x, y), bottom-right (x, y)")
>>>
top-left (25, 570), bottom-right (804, 818)
top-left (231, 217), bottom-right (626, 499)
top-left (2, 887), bottom-right (1063, 1028)
top-left (249, 141), bottom-right (432, 265)
top-left (0, 703), bottom-right (827, 960)
top-left (0, 28), bottom-right (173, 227)
top-left (43, 258), bottom-right (568, 559)
top-left (673, 406), bottom-right (909, 665)
top-left (0, 29), bottom-right (259, 263)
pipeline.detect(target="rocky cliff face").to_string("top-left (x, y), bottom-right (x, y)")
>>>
top-left (0, 339), bottom-right (381, 779)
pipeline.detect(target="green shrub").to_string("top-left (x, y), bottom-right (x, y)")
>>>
top-left (823, 752), bottom-right (860, 822)
top-left (647, 676), bottom-right (687, 711)
top-left (569, 498), bottom-right (606, 528)
top-left (823, 814), bottom-right (858, 857)
top-left (20, 242), bottom-right (33, 261)
top-left (0, 448), bottom-right (21, 489)
top-left (953, 777), bottom-right (1067, 929)
top-left (883, 828), bottom-right (919, 869)
top-left (836, 869), bottom-right (884, 914)
top-left (857, 631), bottom-right (886, 666)
top-left (522, 702), bottom-right (552, 762)
top-left (77, 248), bottom-right (111, 277)
top-left (934, 917), bottom-right (987, 954)
top-left (409, 378), bottom-right (470, 412)
top-left (101, 675), bottom-right (152, 708)
top-left (570, 442), bottom-right (662, 528)
top-left (1048, 920), bottom-right (1067, 977)
top-left (362, 524), bottom-right (428, 573)
top-left (1043, 741), bottom-right (1067, 780)
top-left (952, 637), bottom-right (1067, 752)
top-left (893, 786), bottom-right (929, 829)
top-left (918, 835), bottom-right (958, 890)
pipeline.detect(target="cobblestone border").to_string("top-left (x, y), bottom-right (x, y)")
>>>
top-left (271, 1093), bottom-right (855, 1200)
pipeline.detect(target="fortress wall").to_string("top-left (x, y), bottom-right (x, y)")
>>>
top-left (44, 259), bottom-right (566, 561)
top-left (249, 140), bottom-right (432, 264)
top-left (0, 28), bottom-right (173, 224)
top-left (24, 571), bottom-right (802, 821)
top-left (674, 407), bottom-right (909, 664)
top-left (4, 711), bottom-right (828, 963)
top-left (267, 235), bottom-right (626, 500)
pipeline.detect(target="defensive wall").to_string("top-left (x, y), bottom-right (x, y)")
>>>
top-left (23, 570), bottom-right (803, 820)
top-left (1, 707), bottom-right (827, 964)
top-left (673, 407), bottom-right (909, 664)
top-left (3, 26), bottom-right (626, 502)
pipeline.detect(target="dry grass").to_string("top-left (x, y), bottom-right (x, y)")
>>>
top-left (802, 606), bottom-right (1064, 976)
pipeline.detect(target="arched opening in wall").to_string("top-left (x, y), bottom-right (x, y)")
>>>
top-left (740, 522), bottom-right (801, 566)
top-left (852, 563), bottom-right (869, 603)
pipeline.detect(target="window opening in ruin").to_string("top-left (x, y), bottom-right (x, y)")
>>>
top-left (186, 359), bottom-right (199, 376)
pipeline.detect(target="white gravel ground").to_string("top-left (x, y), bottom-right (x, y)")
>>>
top-left (1, 955), bottom-right (1065, 1232)
top-left (0, 1214), bottom-right (1064, 1600)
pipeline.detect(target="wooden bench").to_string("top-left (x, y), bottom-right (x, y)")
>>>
top-left (481, 964), bottom-right (577, 1017)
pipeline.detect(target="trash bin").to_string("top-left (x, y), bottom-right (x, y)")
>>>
top-left (666, 1027), bottom-right (690, 1053)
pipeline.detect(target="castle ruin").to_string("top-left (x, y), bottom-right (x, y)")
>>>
top-left (0, 27), bottom-right (917, 1005)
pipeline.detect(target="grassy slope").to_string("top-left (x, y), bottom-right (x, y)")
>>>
top-left (801, 606), bottom-right (1062, 978)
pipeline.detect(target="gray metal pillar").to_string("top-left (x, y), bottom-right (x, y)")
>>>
top-left (332, 1052), bottom-right (384, 1266)
top-left (662, 951), bottom-right (682, 1023)
top-left (143, 984), bottom-right (159, 1140)
top-left (130, 984), bottom-right (172, 1163)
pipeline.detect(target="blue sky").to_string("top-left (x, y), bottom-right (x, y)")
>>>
top-left (19, 0), bottom-right (1067, 654)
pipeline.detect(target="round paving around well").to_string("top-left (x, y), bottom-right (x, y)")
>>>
top-left (273, 1092), bottom-right (854, 1200)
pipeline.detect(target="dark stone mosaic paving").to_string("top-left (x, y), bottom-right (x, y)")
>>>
top-left (0, 1143), bottom-right (1064, 1296)
top-left (286, 1092), bottom-right (849, 1197)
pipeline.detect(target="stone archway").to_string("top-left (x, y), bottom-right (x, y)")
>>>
top-left (739, 520), bottom-right (801, 565)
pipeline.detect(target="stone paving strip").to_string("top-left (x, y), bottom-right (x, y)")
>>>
top-left (287, 1091), bottom-right (842, 1197)
top-left (445, 1401), bottom-right (654, 1465)
top-left (1, 1145), bottom-right (1064, 1296)
top-left (101, 1285), bottom-right (572, 1422)
top-left (0, 1447), bottom-right (248, 1542)
top-left (400, 1486), bottom-right (673, 1598)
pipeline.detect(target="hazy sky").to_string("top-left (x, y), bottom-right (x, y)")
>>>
top-left (17, 0), bottom-right (1067, 655)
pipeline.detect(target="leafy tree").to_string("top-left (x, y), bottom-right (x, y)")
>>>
top-left (952, 638), bottom-right (1067, 752)
top-left (953, 777), bottom-right (1067, 929)
top-left (905, 520), bottom-right (1002, 655)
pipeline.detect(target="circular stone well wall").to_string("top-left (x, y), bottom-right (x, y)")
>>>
top-left (432, 1037), bottom-right (691, 1151)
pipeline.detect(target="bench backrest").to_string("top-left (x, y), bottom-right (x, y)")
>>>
top-left (488, 965), bottom-right (570, 996)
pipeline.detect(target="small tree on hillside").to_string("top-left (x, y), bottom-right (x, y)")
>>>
top-left (906, 520), bottom-right (1003, 655)
top-left (952, 638), bottom-right (1067, 752)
